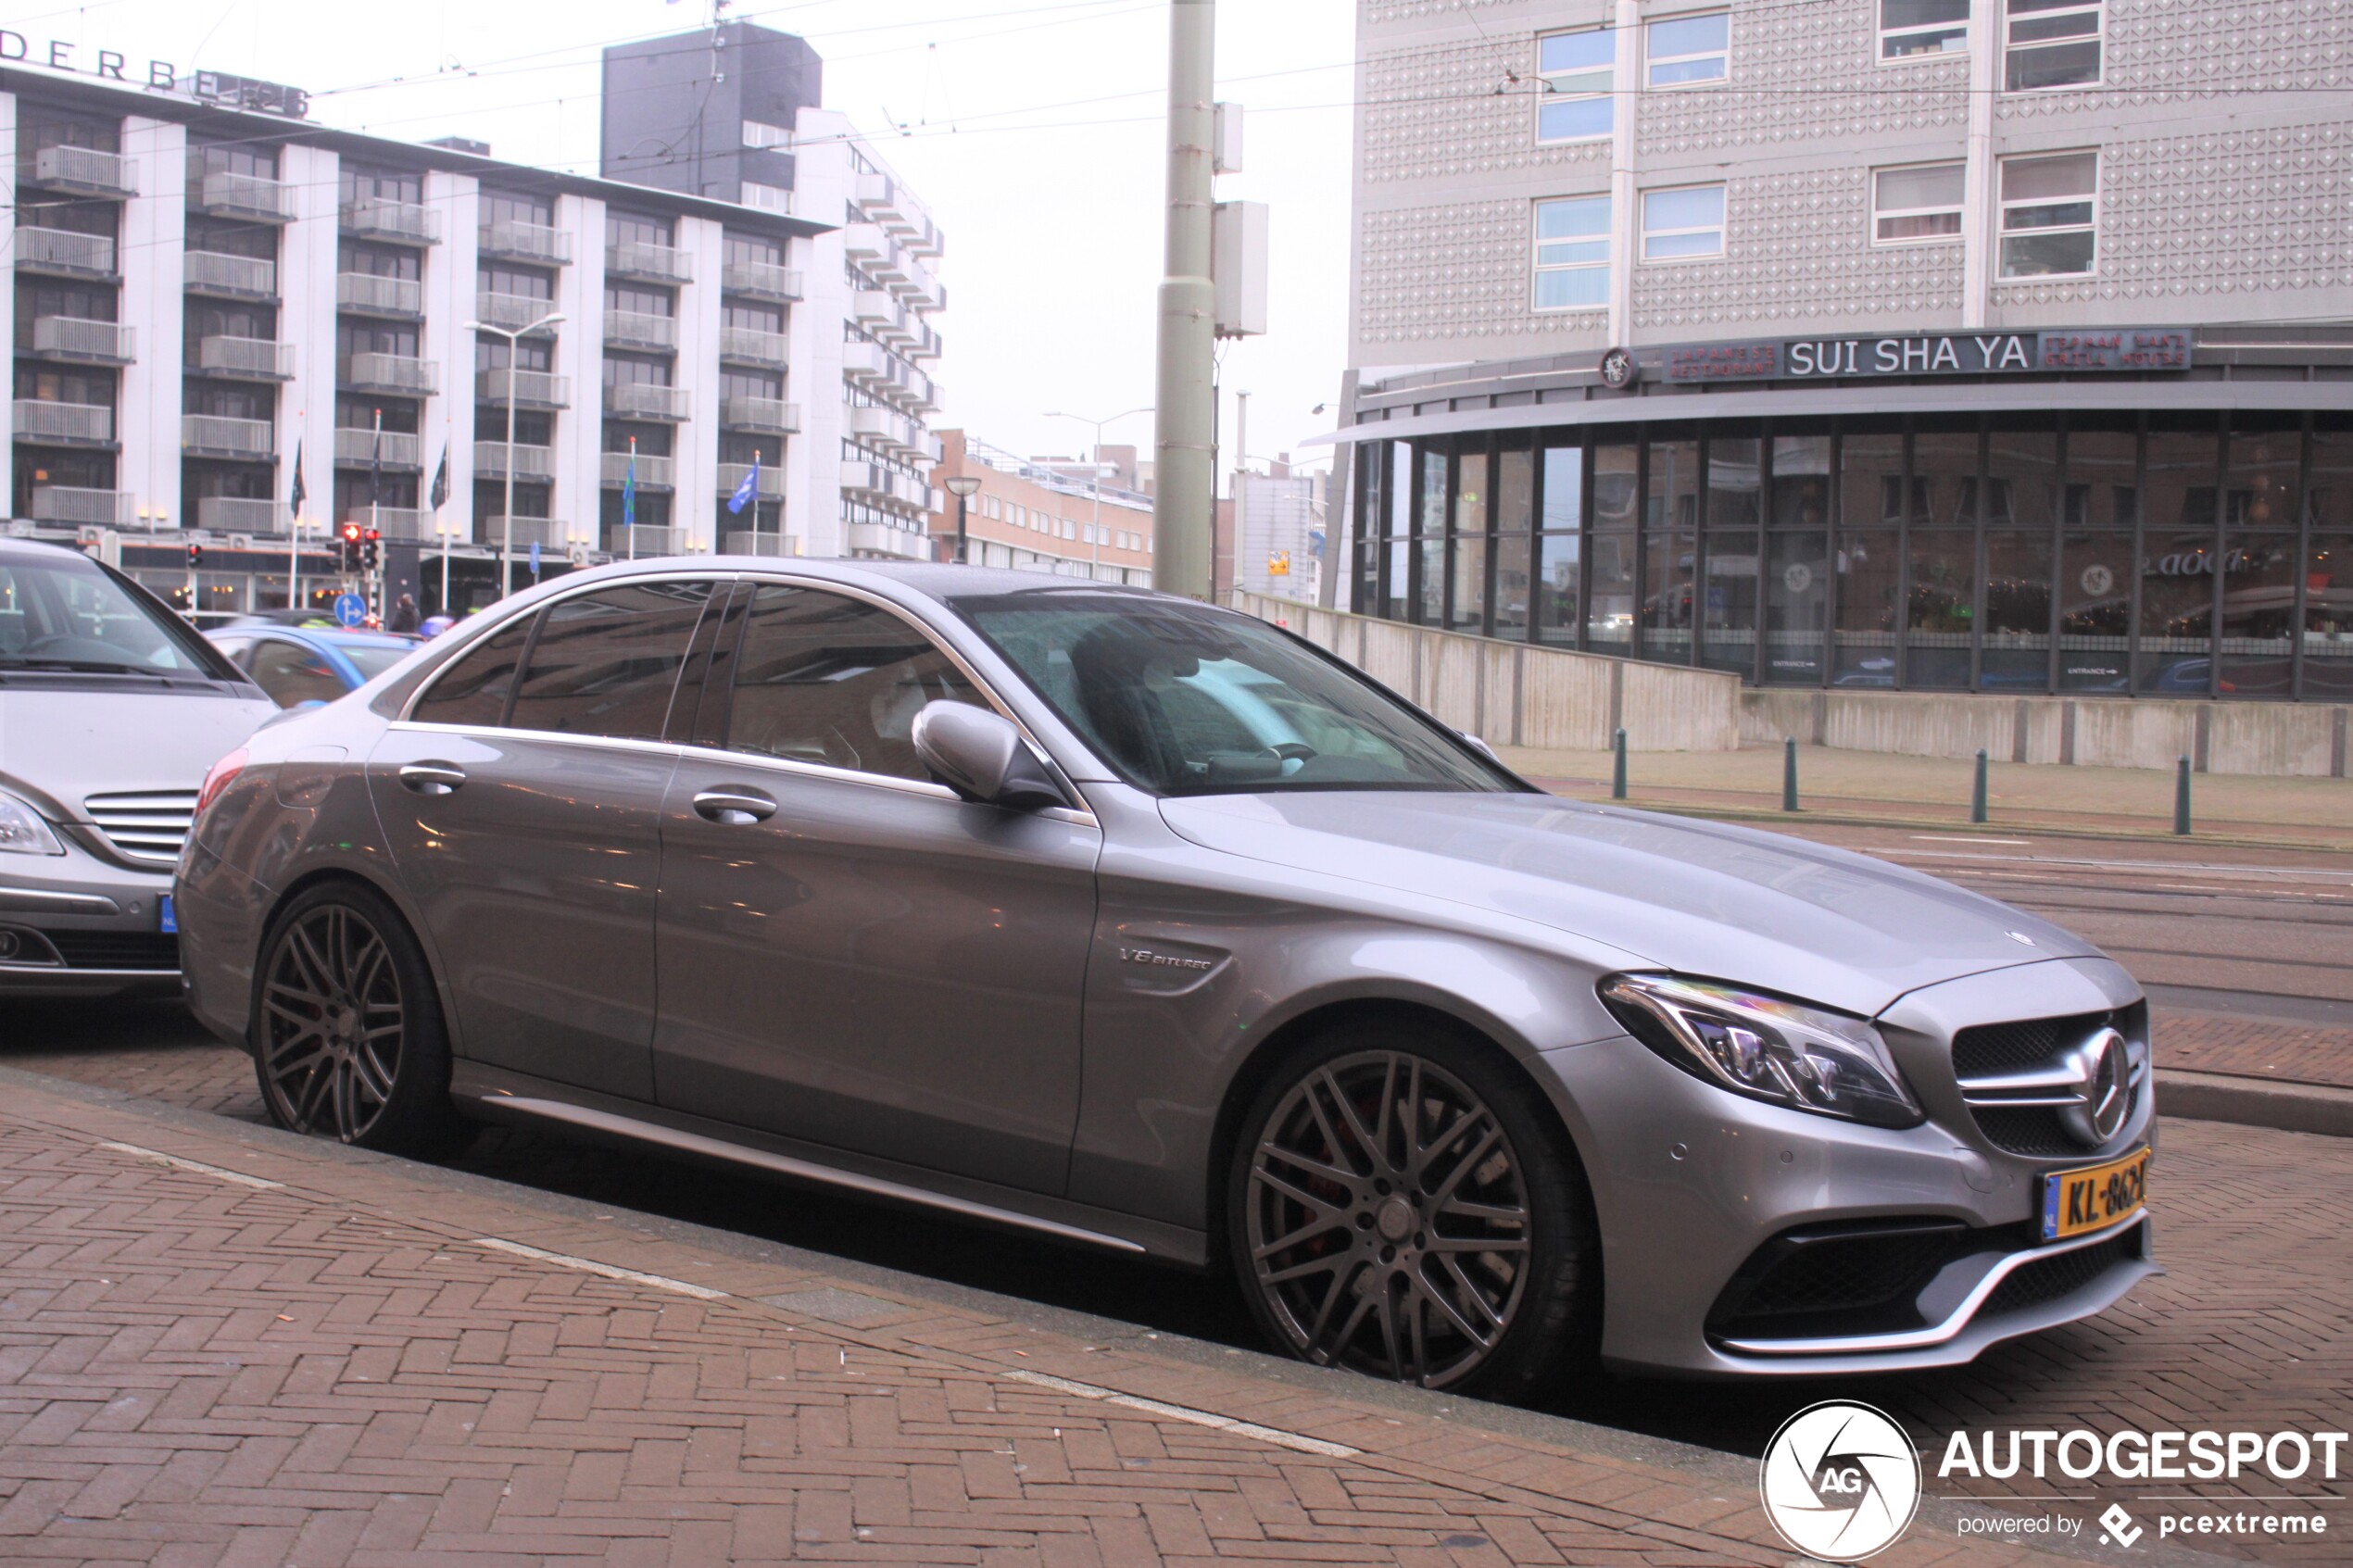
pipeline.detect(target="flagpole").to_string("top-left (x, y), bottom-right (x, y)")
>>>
top-left (754, 448), bottom-right (761, 554)
top-left (288, 435), bottom-right (303, 616)
top-left (627, 435), bottom-right (638, 562)
top-left (369, 408), bottom-right (384, 617)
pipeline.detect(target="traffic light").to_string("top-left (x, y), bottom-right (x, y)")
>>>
top-left (186, 542), bottom-right (203, 569)
top-left (339, 522), bottom-right (362, 573)
top-left (362, 527), bottom-right (381, 571)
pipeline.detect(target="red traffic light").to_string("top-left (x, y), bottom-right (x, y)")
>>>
top-left (341, 522), bottom-right (362, 543)
top-left (364, 528), bottom-right (381, 543)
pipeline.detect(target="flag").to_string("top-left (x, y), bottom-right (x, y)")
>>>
top-left (288, 439), bottom-right (306, 522)
top-left (727, 452), bottom-right (760, 515)
top-left (623, 450), bottom-right (637, 529)
top-left (429, 445), bottom-right (450, 510)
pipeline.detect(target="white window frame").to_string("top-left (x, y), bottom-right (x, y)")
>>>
top-left (740, 181), bottom-right (791, 214)
top-left (1869, 161), bottom-right (1966, 246)
top-left (2004, 0), bottom-right (2104, 92)
top-left (740, 119), bottom-right (792, 150)
top-left (1877, 0), bottom-right (1970, 62)
top-left (1639, 183), bottom-right (1726, 263)
top-left (1532, 194), bottom-right (1612, 310)
top-left (1535, 27), bottom-right (1615, 144)
top-left (1644, 10), bottom-right (1730, 90)
top-left (1996, 149), bottom-right (2099, 279)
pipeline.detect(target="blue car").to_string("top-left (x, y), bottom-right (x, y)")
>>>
top-left (204, 625), bottom-right (421, 709)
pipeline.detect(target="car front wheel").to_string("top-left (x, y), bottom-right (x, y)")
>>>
top-left (1228, 1027), bottom-right (1597, 1399)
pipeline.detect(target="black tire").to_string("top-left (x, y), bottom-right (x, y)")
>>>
top-left (251, 881), bottom-right (465, 1156)
top-left (1226, 1022), bottom-right (1599, 1400)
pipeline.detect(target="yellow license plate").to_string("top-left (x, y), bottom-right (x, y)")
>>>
top-left (2040, 1146), bottom-right (2150, 1242)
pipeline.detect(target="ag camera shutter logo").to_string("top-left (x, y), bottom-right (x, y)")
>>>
top-left (1760, 1400), bottom-right (1922, 1561)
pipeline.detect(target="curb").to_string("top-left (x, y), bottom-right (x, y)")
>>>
top-left (1535, 795), bottom-right (2353, 854)
top-left (2156, 1068), bottom-right (2353, 1139)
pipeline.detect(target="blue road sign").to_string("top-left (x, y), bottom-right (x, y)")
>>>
top-left (529, 541), bottom-right (541, 577)
top-left (333, 592), bottom-right (367, 628)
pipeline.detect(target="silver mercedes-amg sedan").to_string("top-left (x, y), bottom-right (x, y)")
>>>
top-left (176, 559), bottom-right (2156, 1396)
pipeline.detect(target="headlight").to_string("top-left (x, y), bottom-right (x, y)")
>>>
top-left (1600, 973), bottom-right (1922, 1129)
top-left (0, 790), bottom-right (65, 856)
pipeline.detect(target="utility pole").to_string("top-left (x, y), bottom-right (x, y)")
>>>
top-left (1152, 0), bottom-right (1215, 600)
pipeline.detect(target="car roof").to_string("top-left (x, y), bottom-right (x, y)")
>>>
top-left (564, 554), bottom-right (1171, 607)
top-left (0, 535), bottom-right (103, 565)
top-left (211, 624), bottom-right (413, 648)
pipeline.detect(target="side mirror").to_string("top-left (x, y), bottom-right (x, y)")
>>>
top-left (912, 701), bottom-right (1068, 810)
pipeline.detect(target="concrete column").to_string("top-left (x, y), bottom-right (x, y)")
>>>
top-left (118, 116), bottom-right (186, 533)
top-left (1960, 0), bottom-right (1998, 329)
top-left (421, 170), bottom-right (479, 554)
top-left (552, 191), bottom-right (605, 555)
top-left (1607, 0), bottom-right (1641, 347)
top-left (277, 143), bottom-right (342, 536)
top-left (1151, 0), bottom-right (1215, 599)
top-left (675, 213), bottom-right (726, 552)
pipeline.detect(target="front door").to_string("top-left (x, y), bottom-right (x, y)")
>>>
top-left (654, 582), bottom-right (1099, 1195)
top-left (369, 579), bottom-right (718, 1100)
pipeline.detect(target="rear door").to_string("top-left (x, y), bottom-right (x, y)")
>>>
top-left (369, 578), bottom-right (719, 1100)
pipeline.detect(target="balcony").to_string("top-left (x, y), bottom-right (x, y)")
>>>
top-left (473, 440), bottom-right (555, 481)
top-left (340, 272), bottom-right (423, 318)
top-left (853, 288), bottom-right (903, 337)
top-left (604, 308), bottom-right (678, 352)
top-left (478, 220), bottom-right (572, 266)
top-left (847, 520), bottom-right (931, 560)
top-left (603, 382), bottom-right (689, 421)
top-left (16, 400), bottom-right (115, 446)
top-left (604, 524), bottom-right (684, 557)
top-left (17, 227), bottom-right (116, 278)
top-left (333, 427), bottom-right (422, 470)
top-left (476, 368), bottom-right (571, 409)
top-left (342, 352), bottom-right (438, 395)
top-left (473, 292), bottom-right (561, 333)
top-left (601, 451), bottom-right (676, 489)
top-left (31, 144), bottom-right (138, 198)
top-left (192, 169), bottom-right (296, 222)
top-left (31, 317), bottom-right (134, 365)
top-left (854, 170), bottom-right (940, 258)
top-left (722, 260), bottom-right (800, 301)
top-left (721, 532), bottom-right (795, 558)
top-left (844, 222), bottom-right (891, 268)
top-left (849, 403), bottom-right (915, 453)
top-left (31, 485), bottom-right (134, 526)
top-left (721, 396), bottom-right (798, 435)
top-left (196, 335), bottom-right (296, 382)
top-left (717, 461), bottom-right (785, 503)
top-left (185, 250), bottom-right (276, 299)
top-left (341, 198), bottom-right (440, 245)
top-left (478, 516), bottom-right (566, 550)
top-left (195, 496), bottom-right (284, 535)
top-left (719, 326), bottom-right (788, 368)
top-left (182, 414), bottom-right (273, 459)
top-left (606, 240), bottom-right (692, 285)
top-left (344, 508), bottom-right (434, 543)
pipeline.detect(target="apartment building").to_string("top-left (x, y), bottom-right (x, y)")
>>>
top-left (1332, 0), bottom-right (2353, 703)
top-left (3, 56), bottom-right (824, 615)
top-left (601, 23), bottom-right (947, 564)
top-left (927, 430), bottom-right (1154, 586)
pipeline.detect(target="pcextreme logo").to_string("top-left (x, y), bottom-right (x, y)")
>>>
top-left (1758, 1401), bottom-right (1923, 1562)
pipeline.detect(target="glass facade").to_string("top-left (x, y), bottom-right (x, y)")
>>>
top-left (1349, 409), bottom-right (2353, 701)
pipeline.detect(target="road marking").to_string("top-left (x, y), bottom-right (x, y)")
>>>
top-left (96, 1141), bottom-right (283, 1190)
top-left (1005, 1368), bottom-right (1361, 1458)
top-left (472, 1236), bottom-right (729, 1300)
top-left (1909, 834), bottom-right (2032, 845)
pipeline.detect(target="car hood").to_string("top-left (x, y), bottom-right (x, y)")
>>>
top-left (0, 685), bottom-right (279, 817)
top-left (1157, 791), bottom-right (2102, 1019)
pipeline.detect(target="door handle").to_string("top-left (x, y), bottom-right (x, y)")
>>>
top-left (693, 787), bottom-right (776, 825)
top-left (398, 761), bottom-right (467, 796)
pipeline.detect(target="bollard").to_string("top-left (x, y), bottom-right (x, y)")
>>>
top-left (1969, 747), bottom-right (1989, 824)
top-left (1782, 735), bottom-right (1799, 812)
top-left (1612, 727), bottom-right (1628, 800)
top-left (2174, 754), bottom-right (2192, 835)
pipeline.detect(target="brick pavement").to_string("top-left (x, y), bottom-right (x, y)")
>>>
top-left (2158, 1012), bottom-right (2353, 1090)
top-left (0, 1075), bottom-right (2076, 1568)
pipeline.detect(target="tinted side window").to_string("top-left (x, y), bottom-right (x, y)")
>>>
top-left (508, 581), bottom-right (713, 740)
top-left (725, 585), bottom-right (982, 780)
top-left (249, 639), bottom-right (345, 708)
top-left (409, 617), bottom-right (535, 727)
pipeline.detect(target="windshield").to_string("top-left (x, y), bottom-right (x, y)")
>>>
top-left (0, 555), bottom-right (220, 675)
top-left (335, 642), bottom-right (415, 682)
top-left (956, 593), bottom-right (1524, 797)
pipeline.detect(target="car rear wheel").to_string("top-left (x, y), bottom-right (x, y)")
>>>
top-left (1228, 1026), bottom-right (1598, 1398)
top-left (253, 882), bottom-right (461, 1155)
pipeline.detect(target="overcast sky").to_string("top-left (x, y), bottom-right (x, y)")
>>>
top-left (24, 0), bottom-right (1355, 481)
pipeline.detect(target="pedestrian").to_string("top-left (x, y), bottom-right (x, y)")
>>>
top-left (387, 593), bottom-right (420, 634)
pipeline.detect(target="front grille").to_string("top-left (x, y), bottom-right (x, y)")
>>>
top-left (1981, 1226), bottom-right (2144, 1317)
top-left (1952, 1011), bottom-right (2111, 1077)
top-left (1709, 1218), bottom-right (2021, 1341)
top-left (82, 789), bottom-right (198, 865)
top-left (1951, 1002), bottom-right (2147, 1157)
top-left (43, 930), bottom-right (181, 970)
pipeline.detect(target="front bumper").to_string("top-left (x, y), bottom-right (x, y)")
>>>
top-left (0, 848), bottom-right (179, 999)
top-left (1537, 956), bottom-right (2158, 1377)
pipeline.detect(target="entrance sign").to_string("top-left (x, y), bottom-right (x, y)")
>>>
top-left (1659, 329), bottom-right (2193, 384)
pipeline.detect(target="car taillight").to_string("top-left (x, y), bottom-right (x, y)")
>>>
top-left (196, 747), bottom-right (249, 817)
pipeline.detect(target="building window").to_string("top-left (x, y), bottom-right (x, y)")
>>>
top-left (1645, 12), bottom-right (1728, 88)
top-left (1533, 195), bottom-right (1611, 307)
top-left (1640, 184), bottom-right (1725, 261)
top-left (741, 120), bottom-right (791, 149)
top-left (1998, 151), bottom-right (2096, 276)
top-left (1880, 0), bottom-right (1969, 59)
top-left (1872, 162), bottom-right (1965, 244)
top-left (2006, 0), bottom-right (2102, 90)
top-left (741, 182), bottom-right (791, 214)
top-left (1536, 29), bottom-right (1615, 143)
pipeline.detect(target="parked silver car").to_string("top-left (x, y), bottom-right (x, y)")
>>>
top-left (0, 538), bottom-right (279, 997)
top-left (176, 560), bottom-right (2156, 1393)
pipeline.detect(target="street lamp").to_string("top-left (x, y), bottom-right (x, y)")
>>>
top-left (941, 473), bottom-right (981, 565)
top-left (463, 311), bottom-right (565, 597)
top-left (1045, 407), bottom-right (1151, 582)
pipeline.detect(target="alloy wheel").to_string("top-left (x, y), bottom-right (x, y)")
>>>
top-left (260, 903), bottom-right (406, 1142)
top-left (1243, 1049), bottom-right (1533, 1387)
